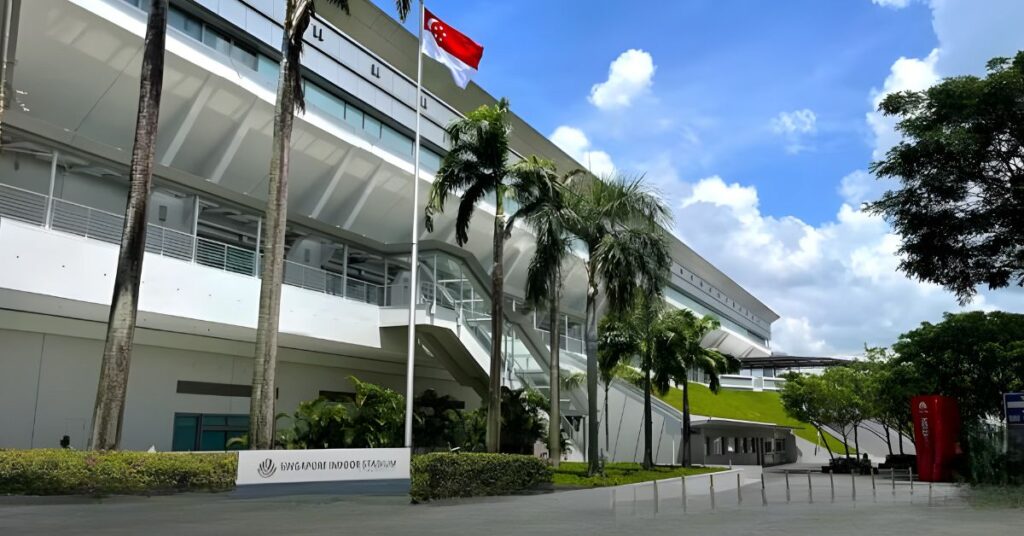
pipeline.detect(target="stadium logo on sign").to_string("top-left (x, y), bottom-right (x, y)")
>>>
top-left (257, 458), bottom-right (277, 479)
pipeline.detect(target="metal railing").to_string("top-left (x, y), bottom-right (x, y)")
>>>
top-left (0, 185), bottom-right (385, 305)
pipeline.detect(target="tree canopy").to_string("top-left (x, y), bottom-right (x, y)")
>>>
top-left (868, 52), bottom-right (1024, 302)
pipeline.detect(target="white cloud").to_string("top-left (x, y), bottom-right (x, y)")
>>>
top-left (867, 49), bottom-right (940, 159)
top-left (588, 49), bottom-right (656, 111)
top-left (838, 169), bottom-right (895, 206)
top-left (674, 175), bottom-right (994, 355)
top-left (549, 126), bottom-right (616, 176)
top-left (871, 0), bottom-right (913, 8)
top-left (771, 109), bottom-right (817, 154)
top-left (771, 109), bottom-right (817, 135)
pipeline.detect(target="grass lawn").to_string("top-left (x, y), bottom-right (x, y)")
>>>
top-left (657, 382), bottom-right (852, 455)
top-left (551, 462), bottom-right (723, 488)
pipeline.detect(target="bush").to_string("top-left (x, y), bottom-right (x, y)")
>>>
top-left (0, 449), bottom-right (237, 496)
top-left (410, 452), bottom-right (551, 502)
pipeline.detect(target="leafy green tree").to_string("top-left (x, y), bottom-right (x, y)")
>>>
top-left (424, 100), bottom-right (550, 452)
top-left (597, 318), bottom-right (641, 452)
top-left (565, 174), bottom-right (671, 474)
top-left (90, 0), bottom-right (168, 450)
top-left (890, 311), bottom-right (1024, 424)
top-left (250, 0), bottom-right (412, 450)
top-left (868, 52), bottom-right (1024, 302)
top-left (781, 373), bottom-right (839, 461)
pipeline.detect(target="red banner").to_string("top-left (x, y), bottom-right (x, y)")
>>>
top-left (911, 395), bottom-right (961, 482)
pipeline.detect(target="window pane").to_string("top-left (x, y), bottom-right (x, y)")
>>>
top-left (226, 416), bottom-right (249, 428)
top-left (200, 430), bottom-right (228, 451)
top-left (203, 27), bottom-right (232, 56)
top-left (362, 113), bottom-right (382, 139)
top-left (381, 125), bottom-right (413, 156)
top-left (343, 102), bottom-right (364, 131)
top-left (201, 415), bottom-right (226, 427)
top-left (168, 6), bottom-right (202, 41)
top-left (231, 44), bottom-right (258, 71)
top-left (172, 415), bottom-right (199, 451)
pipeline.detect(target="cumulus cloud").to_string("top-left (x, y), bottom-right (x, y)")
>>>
top-left (674, 175), bottom-right (989, 355)
top-left (588, 49), bottom-right (656, 111)
top-left (867, 49), bottom-right (940, 159)
top-left (549, 126), bottom-right (616, 176)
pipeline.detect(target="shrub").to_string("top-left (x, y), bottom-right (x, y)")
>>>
top-left (410, 452), bottom-right (551, 502)
top-left (0, 449), bottom-right (237, 496)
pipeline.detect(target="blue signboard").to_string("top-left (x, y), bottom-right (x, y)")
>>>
top-left (1006, 393), bottom-right (1024, 427)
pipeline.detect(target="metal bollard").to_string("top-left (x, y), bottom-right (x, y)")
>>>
top-left (737, 472), bottom-right (742, 505)
top-left (851, 470), bottom-right (857, 501)
top-left (785, 470), bottom-right (791, 502)
top-left (632, 485), bottom-right (637, 515)
top-left (682, 476), bottom-right (688, 512)
top-left (891, 467), bottom-right (896, 496)
top-left (710, 473), bottom-right (716, 510)
top-left (871, 466), bottom-right (876, 494)
top-left (928, 481), bottom-right (933, 506)
top-left (760, 473), bottom-right (767, 506)
top-left (808, 471), bottom-right (813, 504)
top-left (829, 470), bottom-right (835, 503)
top-left (611, 487), bottom-right (616, 512)
top-left (653, 479), bottom-right (659, 515)
top-left (909, 467), bottom-right (914, 495)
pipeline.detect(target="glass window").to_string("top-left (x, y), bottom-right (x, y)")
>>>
top-left (343, 102), bottom-right (364, 131)
top-left (257, 55), bottom-right (279, 86)
top-left (203, 27), bottom-right (232, 56)
top-left (381, 125), bottom-right (413, 156)
top-left (231, 43), bottom-right (259, 71)
top-left (420, 149), bottom-right (442, 174)
top-left (172, 413), bottom-right (249, 451)
top-left (362, 113), bottom-right (382, 139)
top-left (168, 6), bottom-right (202, 41)
top-left (172, 415), bottom-right (199, 452)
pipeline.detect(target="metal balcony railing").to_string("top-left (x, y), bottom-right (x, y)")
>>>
top-left (0, 183), bottom-right (383, 306)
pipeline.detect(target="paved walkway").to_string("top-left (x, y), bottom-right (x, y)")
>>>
top-left (1, 474), bottom-right (1021, 535)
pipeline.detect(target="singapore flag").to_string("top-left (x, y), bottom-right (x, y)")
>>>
top-left (422, 8), bottom-right (484, 89)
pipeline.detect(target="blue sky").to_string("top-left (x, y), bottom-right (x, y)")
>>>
top-left (372, 0), bottom-right (1024, 355)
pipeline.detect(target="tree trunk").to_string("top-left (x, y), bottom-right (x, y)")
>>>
top-left (898, 427), bottom-right (906, 455)
top-left (547, 278), bottom-right (560, 467)
top-left (485, 195), bottom-right (505, 453)
top-left (642, 363), bottom-right (653, 469)
top-left (250, 0), bottom-right (307, 450)
top-left (89, 0), bottom-right (167, 451)
top-left (854, 424), bottom-right (860, 456)
top-left (682, 380), bottom-right (692, 467)
top-left (816, 425), bottom-right (835, 461)
top-left (883, 423), bottom-right (894, 456)
top-left (584, 272), bottom-right (600, 475)
top-left (842, 430), bottom-right (851, 458)
top-left (604, 381), bottom-right (611, 454)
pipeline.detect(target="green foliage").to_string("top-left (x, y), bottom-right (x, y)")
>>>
top-left (889, 311), bottom-right (1024, 423)
top-left (409, 452), bottom-right (551, 502)
top-left (461, 387), bottom-right (551, 454)
top-left (779, 369), bottom-right (866, 457)
top-left (868, 52), bottom-right (1024, 302)
top-left (412, 389), bottom-right (469, 451)
top-left (551, 462), bottom-right (721, 488)
top-left (0, 449), bottom-right (236, 496)
top-left (963, 425), bottom-right (1024, 486)
top-left (660, 382), bottom-right (849, 453)
top-left (282, 376), bottom-right (405, 449)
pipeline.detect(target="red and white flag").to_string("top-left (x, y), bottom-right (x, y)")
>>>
top-left (422, 8), bottom-right (484, 89)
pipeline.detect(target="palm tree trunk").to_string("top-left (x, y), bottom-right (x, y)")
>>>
top-left (642, 364), bottom-right (653, 469)
top-left (485, 196), bottom-right (505, 453)
top-left (682, 380), bottom-right (692, 467)
top-left (547, 279), bottom-right (560, 467)
top-left (585, 271), bottom-right (600, 475)
top-left (604, 381), bottom-right (611, 454)
top-left (250, 0), bottom-right (307, 450)
top-left (89, 0), bottom-right (167, 451)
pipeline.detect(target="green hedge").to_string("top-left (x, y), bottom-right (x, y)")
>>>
top-left (410, 452), bottom-right (551, 502)
top-left (0, 449), bottom-right (237, 496)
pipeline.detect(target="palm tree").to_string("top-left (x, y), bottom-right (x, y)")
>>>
top-left (249, 0), bottom-right (411, 449)
top-left (654, 310), bottom-right (739, 467)
top-left (564, 174), bottom-right (671, 474)
top-left (425, 99), bottom-right (546, 452)
top-left (512, 156), bottom-right (580, 466)
top-left (89, 0), bottom-right (168, 451)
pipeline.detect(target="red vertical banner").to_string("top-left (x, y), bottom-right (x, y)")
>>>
top-left (911, 395), bottom-right (961, 482)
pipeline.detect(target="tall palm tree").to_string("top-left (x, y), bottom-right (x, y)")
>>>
top-left (249, 0), bottom-right (412, 449)
top-left (512, 156), bottom-right (580, 466)
top-left (425, 99), bottom-right (544, 452)
top-left (654, 310), bottom-right (739, 467)
top-left (89, 0), bottom-right (168, 451)
top-left (564, 174), bottom-right (671, 474)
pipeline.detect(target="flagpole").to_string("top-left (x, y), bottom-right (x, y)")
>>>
top-left (404, 0), bottom-right (426, 449)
